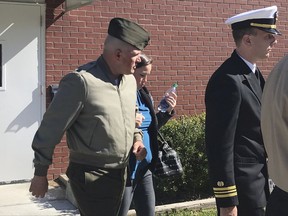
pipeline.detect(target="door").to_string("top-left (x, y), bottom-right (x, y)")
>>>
top-left (0, 2), bottom-right (45, 182)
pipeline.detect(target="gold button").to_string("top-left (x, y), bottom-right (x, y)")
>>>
top-left (217, 181), bottom-right (224, 187)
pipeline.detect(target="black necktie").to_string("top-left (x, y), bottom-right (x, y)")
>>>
top-left (255, 69), bottom-right (263, 90)
top-left (255, 69), bottom-right (259, 79)
top-left (255, 69), bottom-right (261, 84)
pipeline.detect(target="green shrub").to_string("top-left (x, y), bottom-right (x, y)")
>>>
top-left (154, 113), bottom-right (213, 205)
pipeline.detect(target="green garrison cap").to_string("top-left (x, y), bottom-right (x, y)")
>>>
top-left (108, 17), bottom-right (150, 50)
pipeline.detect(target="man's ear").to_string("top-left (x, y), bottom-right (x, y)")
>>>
top-left (242, 34), bottom-right (252, 46)
top-left (114, 48), bottom-right (122, 60)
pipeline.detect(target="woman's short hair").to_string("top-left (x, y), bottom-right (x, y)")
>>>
top-left (136, 53), bottom-right (153, 69)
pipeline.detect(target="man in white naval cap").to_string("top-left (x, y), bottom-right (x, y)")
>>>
top-left (205, 6), bottom-right (280, 216)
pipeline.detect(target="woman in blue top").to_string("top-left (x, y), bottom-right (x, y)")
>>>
top-left (118, 53), bottom-right (177, 216)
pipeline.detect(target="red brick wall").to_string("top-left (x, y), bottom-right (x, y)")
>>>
top-left (45, 0), bottom-right (288, 180)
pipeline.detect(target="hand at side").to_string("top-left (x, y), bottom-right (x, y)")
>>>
top-left (133, 140), bottom-right (147, 161)
top-left (29, 175), bottom-right (48, 198)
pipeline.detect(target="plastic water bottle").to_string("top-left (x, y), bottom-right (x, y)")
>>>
top-left (157, 83), bottom-right (178, 112)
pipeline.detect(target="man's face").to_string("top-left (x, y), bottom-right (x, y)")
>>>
top-left (120, 48), bottom-right (142, 75)
top-left (249, 29), bottom-right (278, 60)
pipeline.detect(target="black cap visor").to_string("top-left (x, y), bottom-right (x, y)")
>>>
top-left (258, 27), bottom-right (281, 35)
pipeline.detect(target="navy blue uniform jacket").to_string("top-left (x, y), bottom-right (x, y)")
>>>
top-left (205, 50), bottom-right (269, 208)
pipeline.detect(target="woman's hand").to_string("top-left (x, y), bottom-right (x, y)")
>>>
top-left (135, 112), bottom-right (145, 127)
top-left (165, 92), bottom-right (177, 114)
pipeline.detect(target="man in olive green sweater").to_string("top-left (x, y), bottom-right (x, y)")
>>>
top-left (29, 17), bottom-right (150, 216)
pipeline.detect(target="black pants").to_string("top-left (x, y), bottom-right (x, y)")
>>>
top-left (266, 186), bottom-right (288, 216)
top-left (66, 162), bottom-right (127, 216)
top-left (237, 206), bottom-right (265, 216)
top-left (217, 206), bottom-right (265, 216)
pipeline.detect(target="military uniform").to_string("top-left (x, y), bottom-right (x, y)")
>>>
top-left (205, 50), bottom-right (268, 208)
top-left (205, 6), bottom-right (281, 216)
top-left (31, 17), bottom-right (150, 216)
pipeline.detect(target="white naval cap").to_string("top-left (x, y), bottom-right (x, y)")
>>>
top-left (225, 6), bottom-right (281, 35)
